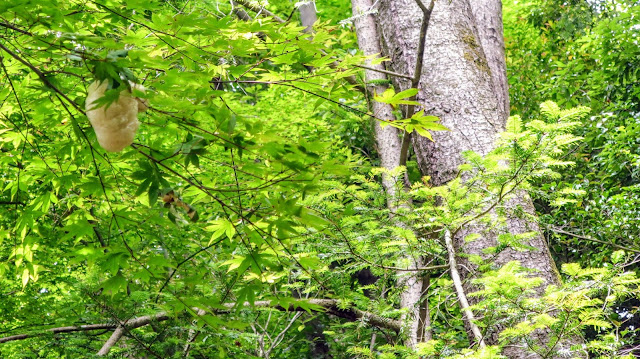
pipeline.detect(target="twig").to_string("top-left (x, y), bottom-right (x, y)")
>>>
top-left (233, 0), bottom-right (365, 93)
top-left (355, 64), bottom-right (413, 80)
top-left (548, 226), bottom-right (640, 254)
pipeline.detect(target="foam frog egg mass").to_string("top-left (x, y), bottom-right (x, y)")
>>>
top-left (85, 80), bottom-right (147, 152)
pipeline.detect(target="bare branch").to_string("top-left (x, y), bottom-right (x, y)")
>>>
top-left (0, 299), bottom-right (402, 349)
top-left (549, 226), bottom-right (640, 254)
top-left (445, 229), bottom-right (486, 348)
top-left (232, 0), bottom-right (286, 23)
top-left (97, 325), bottom-right (126, 356)
top-left (354, 64), bottom-right (413, 80)
top-left (398, 0), bottom-right (436, 168)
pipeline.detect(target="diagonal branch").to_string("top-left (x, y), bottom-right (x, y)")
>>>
top-left (444, 229), bottom-right (486, 348)
top-left (548, 226), bottom-right (640, 254)
top-left (0, 41), bottom-right (84, 113)
top-left (354, 64), bottom-right (413, 80)
top-left (96, 325), bottom-right (126, 356)
top-left (232, 0), bottom-right (286, 23)
top-left (0, 299), bottom-right (402, 351)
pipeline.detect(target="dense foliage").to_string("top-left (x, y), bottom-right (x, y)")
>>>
top-left (505, 0), bottom-right (640, 263)
top-left (1, 0), bottom-right (640, 358)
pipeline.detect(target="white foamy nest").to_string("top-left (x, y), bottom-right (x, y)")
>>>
top-left (85, 80), bottom-right (148, 152)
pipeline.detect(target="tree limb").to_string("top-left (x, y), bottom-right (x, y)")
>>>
top-left (96, 325), bottom-right (126, 356)
top-left (444, 228), bottom-right (486, 348)
top-left (0, 323), bottom-right (120, 344)
top-left (0, 299), bottom-right (402, 349)
top-left (231, 1), bottom-right (253, 21)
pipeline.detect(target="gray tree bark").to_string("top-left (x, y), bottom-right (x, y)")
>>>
top-left (374, 0), bottom-right (585, 357)
top-left (299, 1), bottom-right (318, 34)
top-left (469, 0), bottom-right (510, 119)
top-left (351, 0), bottom-right (426, 348)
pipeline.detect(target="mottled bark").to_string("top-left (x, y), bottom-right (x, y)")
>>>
top-left (351, 0), bottom-right (424, 348)
top-left (376, 0), bottom-right (584, 357)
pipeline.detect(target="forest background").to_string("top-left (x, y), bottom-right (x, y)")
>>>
top-left (1, 0), bottom-right (640, 358)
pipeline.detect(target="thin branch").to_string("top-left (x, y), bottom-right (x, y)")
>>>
top-left (155, 237), bottom-right (227, 302)
top-left (233, 0), bottom-right (365, 93)
top-left (0, 299), bottom-right (402, 347)
top-left (0, 41), bottom-right (84, 113)
top-left (232, 0), bottom-right (286, 23)
top-left (0, 21), bottom-right (32, 35)
top-left (444, 229), bottom-right (486, 348)
top-left (329, 215), bottom-right (448, 272)
top-left (548, 226), bottom-right (640, 254)
top-left (91, 1), bottom-right (219, 59)
top-left (268, 312), bottom-right (302, 356)
top-left (0, 323), bottom-right (119, 344)
top-left (398, 0), bottom-right (435, 167)
top-left (182, 308), bottom-right (206, 358)
top-left (354, 64), bottom-right (413, 80)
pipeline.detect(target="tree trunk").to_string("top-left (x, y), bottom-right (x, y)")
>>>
top-left (299, 1), bottom-right (318, 34)
top-left (351, 0), bottom-right (426, 348)
top-left (469, 0), bottom-right (510, 119)
top-left (375, 0), bottom-right (584, 357)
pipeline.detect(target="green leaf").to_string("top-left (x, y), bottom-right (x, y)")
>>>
top-left (206, 219), bottom-right (236, 245)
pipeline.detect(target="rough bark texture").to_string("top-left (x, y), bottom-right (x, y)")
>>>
top-left (351, 0), bottom-right (424, 348)
top-left (376, 0), bottom-right (584, 357)
top-left (378, 0), bottom-right (502, 185)
top-left (469, 0), bottom-right (510, 119)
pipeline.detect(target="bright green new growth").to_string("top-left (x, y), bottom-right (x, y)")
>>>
top-left (340, 103), bottom-right (638, 358)
top-left (0, 0), bottom-right (638, 356)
